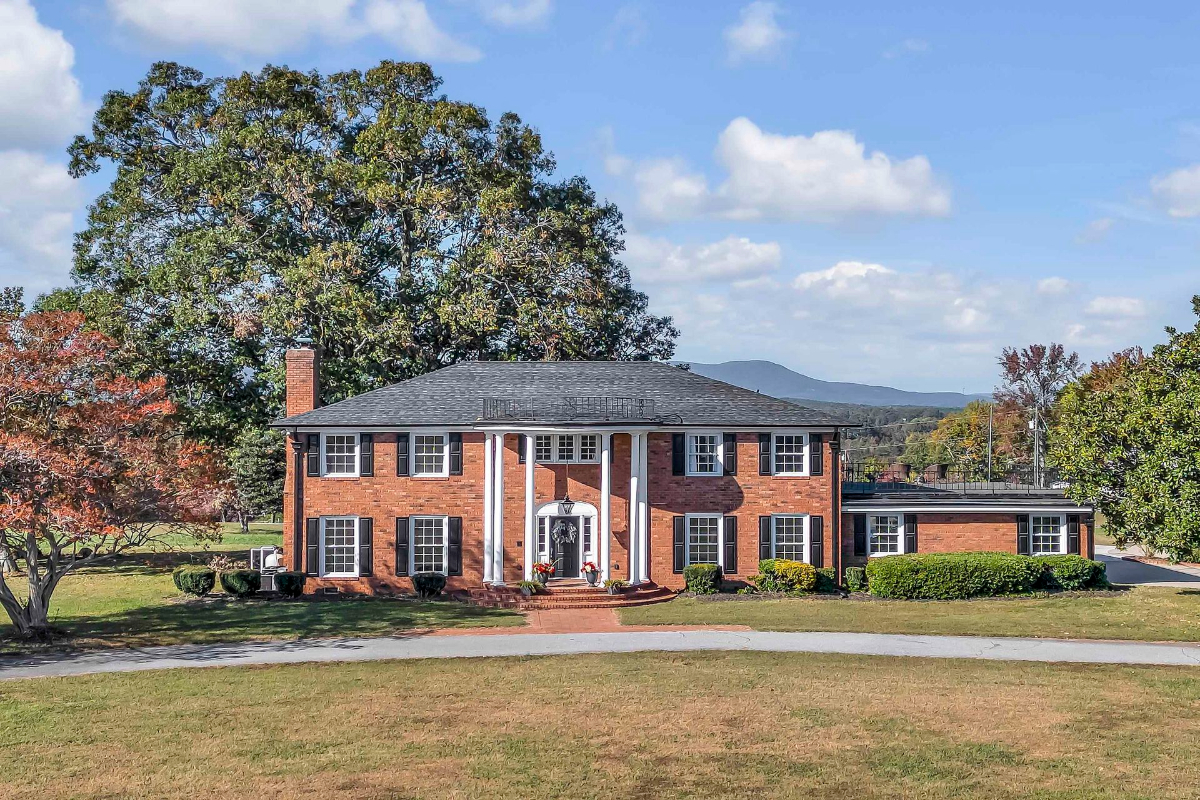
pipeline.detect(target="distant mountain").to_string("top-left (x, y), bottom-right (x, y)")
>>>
top-left (684, 360), bottom-right (991, 408)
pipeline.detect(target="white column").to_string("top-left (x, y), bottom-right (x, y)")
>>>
top-left (524, 433), bottom-right (535, 581)
top-left (637, 432), bottom-right (649, 585)
top-left (482, 432), bottom-right (494, 583)
top-left (599, 432), bottom-right (612, 582)
top-left (492, 432), bottom-right (506, 584)
top-left (628, 431), bottom-right (641, 585)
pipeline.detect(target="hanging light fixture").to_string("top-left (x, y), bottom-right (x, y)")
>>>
top-left (560, 459), bottom-right (575, 515)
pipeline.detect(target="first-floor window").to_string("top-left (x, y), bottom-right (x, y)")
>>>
top-left (322, 433), bottom-right (358, 476)
top-left (687, 515), bottom-right (721, 565)
top-left (868, 514), bottom-right (901, 556)
top-left (321, 517), bottom-right (359, 577)
top-left (1031, 515), bottom-right (1064, 555)
top-left (412, 516), bottom-right (447, 574)
top-left (772, 515), bottom-right (807, 562)
top-left (413, 433), bottom-right (447, 476)
top-left (687, 433), bottom-right (721, 475)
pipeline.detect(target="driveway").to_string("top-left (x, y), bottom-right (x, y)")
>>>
top-left (1095, 545), bottom-right (1200, 587)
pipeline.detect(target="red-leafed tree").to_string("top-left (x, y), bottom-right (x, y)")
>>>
top-left (0, 304), bottom-right (226, 639)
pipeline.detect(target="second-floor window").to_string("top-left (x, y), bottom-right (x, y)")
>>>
top-left (772, 432), bottom-right (809, 476)
top-left (322, 433), bottom-right (359, 477)
top-left (686, 433), bottom-right (721, 475)
top-left (535, 434), bottom-right (600, 464)
top-left (413, 433), bottom-right (447, 476)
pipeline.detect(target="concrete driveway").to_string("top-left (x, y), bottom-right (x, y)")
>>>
top-left (1095, 545), bottom-right (1200, 587)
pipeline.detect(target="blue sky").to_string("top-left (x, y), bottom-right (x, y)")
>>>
top-left (3, 0), bottom-right (1198, 392)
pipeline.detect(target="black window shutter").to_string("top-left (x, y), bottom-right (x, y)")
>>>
top-left (396, 433), bottom-right (410, 476)
top-left (853, 514), bottom-right (867, 557)
top-left (358, 518), bottom-right (373, 576)
top-left (1017, 515), bottom-right (1031, 555)
top-left (305, 518), bottom-right (320, 575)
top-left (306, 433), bottom-right (320, 477)
top-left (758, 433), bottom-right (772, 475)
top-left (671, 433), bottom-right (685, 475)
top-left (672, 516), bottom-right (685, 573)
top-left (904, 513), bottom-right (918, 554)
top-left (359, 433), bottom-right (374, 476)
top-left (810, 434), bottom-right (824, 476)
top-left (518, 435), bottom-right (526, 464)
top-left (448, 432), bottom-right (463, 475)
top-left (723, 516), bottom-right (738, 574)
top-left (395, 517), bottom-right (410, 576)
top-left (1067, 515), bottom-right (1080, 555)
top-left (722, 433), bottom-right (737, 475)
top-left (810, 515), bottom-right (824, 567)
top-left (448, 517), bottom-right (463, 576)
top-left (759, 516), bottom-right (772, 561)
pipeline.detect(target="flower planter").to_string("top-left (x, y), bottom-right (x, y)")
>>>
top-left (535, 572), bottom-right (550, 586)
top-left (584, 571), bottom-right (599, 586)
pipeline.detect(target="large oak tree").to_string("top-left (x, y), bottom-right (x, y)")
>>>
top-left (51, 61), bottom-right (677, 447)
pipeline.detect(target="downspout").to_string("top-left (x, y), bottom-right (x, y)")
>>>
top-left (291, 427), bottom-right (305, 572)
top-left (830, 428), bottom-right (841, 581)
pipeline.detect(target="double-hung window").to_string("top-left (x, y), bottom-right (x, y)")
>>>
top-left (320, 517), bottom-right (359, 577)
top-left (771, 515), bottom-right (808, 562)
top-left (772, 431), bottom-right (809, 476)
top-left (868, 514), bottom-right (902, 556)
top-left (686, 514), bottom-right (722, 566)
top-left (411, 516), bottom-right (448, 574)
top-left (1031, 514), bottom-right (1065, 555)
top-left (322, 433), bottom-right (359, 477)
top-left (686, 433), bottom-right (722, 476)
top-left (412, 433), bottom-right (448, 476)
top-left (534, 434), bottom-right (601, 464)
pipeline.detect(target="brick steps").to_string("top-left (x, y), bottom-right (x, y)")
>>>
top-left (456, 581), bottom-right (676, 611)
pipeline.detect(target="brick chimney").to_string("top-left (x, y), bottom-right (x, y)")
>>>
top-left (285, 345), bottom-right (321, 417)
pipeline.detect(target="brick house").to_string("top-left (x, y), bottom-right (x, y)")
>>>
top-left (273, 348), bottom-right (1093, 595)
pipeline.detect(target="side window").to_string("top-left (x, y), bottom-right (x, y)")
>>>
top-left (322, 433), bottom-right (359, 476)
top-left (686, 433), bottom-right (721, 476)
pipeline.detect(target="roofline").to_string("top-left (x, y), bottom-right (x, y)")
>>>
top-left (270, 420), bottom-right (859, 431)
top-left (842, 502), bottom-right (1093, 513)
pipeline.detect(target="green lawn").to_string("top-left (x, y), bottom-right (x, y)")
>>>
top-left (621, 586), bottom-right (1200, 642)
top-left (1, 651), bottom-right (1197, 799)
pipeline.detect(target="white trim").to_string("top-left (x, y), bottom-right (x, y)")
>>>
top-left (491, 433), bottom-right (505, 585)
top-left (409, 514), bottom-right (450, 575)
top-left (1029, 513), bottom-right (1068, 556)
top-left (845, 505), bottom-right (1090, 514)
top-left (637, 431), bottom-right (649, 583)
top-left (533, 501), bottom-right (599, 577)
top-left (524, 434), bottom-right (535, 581)
top-left (628, 433), bottom-right (641, 583)
top-left (769, 513), bottom-right (811, 564)
top-left (600, 432), bottom-right (612, 582)
top-left (684, 512), bottom-right (724, 569)
top-left (410, 430), bottom-right (449, 477)
top-left (482, 433), bottom-right (494, 583)
top-left (770, 430), bottom-right (810, 477)
top-left (684, 430), bottom-right (724, 477)
top-left (319, 515), bottom-right (360, 577)
top-left (319, 430), bottom-right (360, 477)
top-left (866, 513), bottom-right (904, 557)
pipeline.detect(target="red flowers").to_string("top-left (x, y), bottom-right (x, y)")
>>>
top-left (581, 561), bottom-right (599, 574)
top-left (533, 562), bottom-right (555, 575)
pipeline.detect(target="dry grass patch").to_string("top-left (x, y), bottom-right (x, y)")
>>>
top-left (1, 652), bottom-right (1198, 799)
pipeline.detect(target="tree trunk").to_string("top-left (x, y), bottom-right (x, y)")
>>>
top-left (240, 513), bottom-right (250, 534)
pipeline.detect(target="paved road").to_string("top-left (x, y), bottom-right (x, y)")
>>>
top-left (3, 629), bottom-right (1199, 680)
top-left (1095, 545), bottom-right (1200, 587)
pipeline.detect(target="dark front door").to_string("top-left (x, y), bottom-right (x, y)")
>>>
top-left (549, 516), bottom-right (581, 578)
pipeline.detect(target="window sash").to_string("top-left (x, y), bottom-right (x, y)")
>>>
top-left (687, 515), bottom-right (721, 565)
top-left (557, 435), bottom-right (575, 462)
top-left (322, 433), bottom-right (359, 476)
top-left (772, 515), bottom-right (807, 562)
top-left (686, 433), bottom-right (721, 475)
top-left (534, 434), bottom-right (600, 464)
top-left (868, 515), bottom-right (901, 556)
top-left (411, 516), bottom-right (448, 574)
top-left (1031, 515), bottom-right (1064, 555)
top-left (320, 517), bottom-right (358, 577)
top-left (412, 434), bottom-right (447, 476)
top-left (772, 432), bottom-right (809, 476)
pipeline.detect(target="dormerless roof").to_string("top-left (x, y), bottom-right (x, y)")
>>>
top-left (273, 360), bottom-right (854, 428)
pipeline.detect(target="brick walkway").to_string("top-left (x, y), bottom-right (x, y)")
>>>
top-left (430, 608), bottom-right (751, 635)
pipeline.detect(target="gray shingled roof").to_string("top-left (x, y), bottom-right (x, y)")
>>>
top-left (272, 360), bottom-right (854, 428)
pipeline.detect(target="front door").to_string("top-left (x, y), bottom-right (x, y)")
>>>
top-left (549, 516), bottom-right (581, 578)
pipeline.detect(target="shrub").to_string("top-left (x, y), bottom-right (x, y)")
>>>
top-left (814, 566), bottom-right (839, 593)
top-left (750, 559), bottom-right (817, 594)
top-left (412, 572), bottom-right (447, 599)
top-left (219, 569), bottom-right (262, 598)
top-left (866, 552), bottom-right (1042, 600)
top-left (172, 565), bottom-right (216, 596)
top-left (683, 563), bottom-right (723, 594)
top-left (1035, 555), bottom-right (1108, 590)
top-left (274, 571), bottom-right (307, 598)
top-left (844, 566), bottom-right (868, 593)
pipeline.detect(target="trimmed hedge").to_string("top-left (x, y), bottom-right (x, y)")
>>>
top-left (274, 571), bottom-right (307, 598)
top-left (750, 559), bottom-right (817, 594)
top-left (413, 572), bottom-right (447, 599)
top-left (866, 552), bottom-right (1042, 600)
top-left (844, 566), bottom-right (868, 593)
top-left (814, 566), bottom-right (839, 593)
top-left (219, 569), bottom-right (262, 598)
top-left (1035, 555), bottom-right (1108, 591)
top-left (172, 565), bottom-right (215, 597)
top-left (683, 563), bottom-right (723, 594)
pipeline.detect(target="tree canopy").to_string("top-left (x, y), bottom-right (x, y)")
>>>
top-left (53, 61), bottom-right (677, 447)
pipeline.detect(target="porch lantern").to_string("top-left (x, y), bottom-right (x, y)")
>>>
top-left (559, 494), bottom-right (575, 515)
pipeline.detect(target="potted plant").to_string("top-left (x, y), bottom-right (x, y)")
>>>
top-left (533, 561), bottom-right (555, 585)
top-left (517, 580), bottom-right (543, 597)
top-left (603, 578), bottom-right (628, 596)
top-left (581, 561), bottom-right (600, 586)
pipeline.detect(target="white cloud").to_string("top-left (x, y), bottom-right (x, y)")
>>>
top-left (108, 0), bottom-right (482, 61)
top-left (1150, 164), bottom-right (1200, 218)
top-left (883, 38), bottom-right (929, 59)
top-left (724, 2), bottom-right (788, 64)
top-left (1037, 276), bottom-right (1072, 295)
top-left (0, 0), bottom-right (86, 149)
top-left (1076, 216), bottom-right (1115, 243)
top-left (624, 233), bottom-right (781, 284)
top-left (0, 150), bottom-right (79, 293)
top-left (629, 118), bottom-right (950, 223)
top-left (1085, 296), bottom-right (1146, 318)
top-left (477, 0), bottom-right (552, 27)
top-left (604, 5), bottom-right (646, 50)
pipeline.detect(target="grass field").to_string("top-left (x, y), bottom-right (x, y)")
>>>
top-left (620, 587), bottom-right (1200, 642)
top-left (1, 651), bottom-right (1197, 799)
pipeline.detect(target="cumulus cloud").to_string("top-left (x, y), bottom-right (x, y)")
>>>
top-left (0, 150), bottom-right (80, 293)
top-left (0, 0), bottom-right (86, 149)
top-left (624, 233), bottom-right (781, 284)
top-left (1085, 296), bottom-right (1146, 318)
top-left (603, 5), bottom-right (647, 50)
top-left (477, 0), bottom-right (552, 27)
top-left (1150, 164), bottom-right (1200, 218)
top-left (1037, 276), bottom-right (1072, 295)
top-left (108, 0), bottom-right (482, 61)
top-left (724, 2), bottom-right (788, 64)
top-left (628, 118), bottom-right (950, 223)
